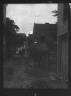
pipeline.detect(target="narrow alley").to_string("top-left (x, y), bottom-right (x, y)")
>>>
top-left (3, 55), bottom-right (68, 88)
top-left (3, 3), bottom-right (69, 89)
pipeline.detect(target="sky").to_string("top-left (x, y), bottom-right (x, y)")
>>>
top-left (69, 3), bottom-right (71, 6)
top-left (6, 4), bottom-right (58, 35)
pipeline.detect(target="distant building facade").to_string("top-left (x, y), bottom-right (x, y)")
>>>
top-left (33, 23), bottom-right (57, 43)
top-left (33, 23), bottom-right (57, 72)
top-left (57, 3), bottom-right (68, 79)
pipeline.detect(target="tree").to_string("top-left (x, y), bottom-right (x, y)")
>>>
top-left (5, 17), bottom-right (19, 58)
top-left (5, 17), bottom-right (19, 34)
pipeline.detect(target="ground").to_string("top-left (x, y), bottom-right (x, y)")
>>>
top-left (3, 55), bottom-right (68, 88)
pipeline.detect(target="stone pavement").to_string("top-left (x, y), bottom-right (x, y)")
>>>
top-left (3, 56), bottom-right (68, 88)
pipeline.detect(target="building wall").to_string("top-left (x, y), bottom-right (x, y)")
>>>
top-left (48, 43), bottom-right (57, 73)
top-left (33, 23), bottom-right (57, 43)
top-left (3, 4), bottom-right (8, 60)
top-left (63, 20), bottom-right (68, 34)
top-left (61, 37), bottom-right (68, 78)
top-left (57, 4), bottom-right (64, 36)
top-left (3, 4), bottom-right (7, 24)
top-left (3, 36), bottom-right (7, 60)
top-left (57, 4), bottom-right (68, 79)
top-left (33, 23), bottom-right (57, 72)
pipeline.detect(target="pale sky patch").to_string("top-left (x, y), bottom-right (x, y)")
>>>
top-left (6, 4), bottom-right (58, 35)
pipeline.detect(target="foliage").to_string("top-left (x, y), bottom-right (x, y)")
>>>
top-left (52, 10), bottom-right (58, 17)
top-left (4, 17), bottom-right (20, 57)
top-left (5, 17), bottom-right (20, 46)
top-left (5, 17), bottom-right (19, 35)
